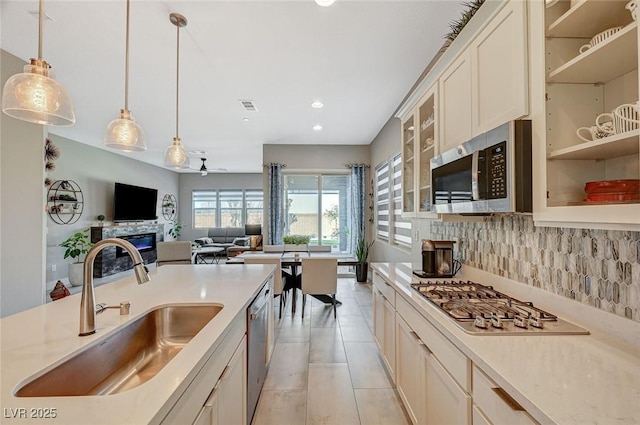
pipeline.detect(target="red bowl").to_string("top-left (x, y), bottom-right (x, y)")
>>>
top-left (585, 179), bottom-right (640, 194)
top-left (585, 192), bottom-right (640, 202)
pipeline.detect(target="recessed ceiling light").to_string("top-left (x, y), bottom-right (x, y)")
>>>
top-left (315, 0), bottom-right (336, 6)
top-left (313, 124), bottom-right (323, 131)
top-left (242, 117), bottom-right (249, 122)
top-left (311, 101), bottom-right (324, 109)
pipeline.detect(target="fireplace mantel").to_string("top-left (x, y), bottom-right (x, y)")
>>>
top-left (90, 224), bottom-right (165, 278)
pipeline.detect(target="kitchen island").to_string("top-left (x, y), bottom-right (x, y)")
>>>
top-left (0, 264), bottom-right (273, 424)
top-left (371, 263), bottom-right (640, 425)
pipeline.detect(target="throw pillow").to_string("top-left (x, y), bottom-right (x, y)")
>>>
top-left (232, 237), bottom-right (250, 246)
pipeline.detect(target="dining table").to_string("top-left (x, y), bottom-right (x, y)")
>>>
top-left (233, 251), bottom-right (359, 311)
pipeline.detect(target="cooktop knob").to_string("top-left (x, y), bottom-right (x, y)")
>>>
top-left (529, 316), bottom-right (544, 329)
top-left (474, 315), bottom-right (488, 329)
top-left (490, 313), bottom-right (503, 329)
top-left (513, 315), bottom-right (528, 329)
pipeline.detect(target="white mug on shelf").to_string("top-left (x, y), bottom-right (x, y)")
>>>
top-left (613, 102), bottom-right (640, 133)
top-left (626, 0), bottom-right (638, 20)
top-left (576, 125), bottom-right (612, 142)
top-left (594, 113), bottom-right (616, 135)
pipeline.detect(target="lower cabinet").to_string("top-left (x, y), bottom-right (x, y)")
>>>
top-left (395, 314), bottom-right (427, 425)
top-left (160, 313), bottom-right (248, 425)
top-left (373, 280), bottom-right (396, 382)
top-left (472, 366), bottom-right (539, 425)
top-left (372, 271), bottom-right (539, 425)
top-left (426, 353), bottom-right (472, 425)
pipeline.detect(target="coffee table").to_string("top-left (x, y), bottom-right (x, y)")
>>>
top-left (192, 247), bottom-right (224, 264)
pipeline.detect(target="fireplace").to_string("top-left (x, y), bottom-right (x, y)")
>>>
top-left (91, 224), bottom-right (164, 278)
top-left (116, 233), bottom-right (156, 258)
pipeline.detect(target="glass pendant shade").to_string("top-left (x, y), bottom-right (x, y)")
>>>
top-left (2, 60), bottom-right (75, 126)
top-left (104, 109), bottom-right (146, 151)
top-left (163, 137), bottom-right (190, 169)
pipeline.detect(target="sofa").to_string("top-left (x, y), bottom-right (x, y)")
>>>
top-left (194, 227), bottom-right (250, 256)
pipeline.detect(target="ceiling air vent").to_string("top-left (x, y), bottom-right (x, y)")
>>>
top-left (239, 100), bottom-right (258, 112)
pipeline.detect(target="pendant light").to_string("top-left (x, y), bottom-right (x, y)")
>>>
top-left (163, 13), bottom-right (190, 169)
top-left (2, 0), bottom-right (75, 126)
top-left (104, 0), bottom-right (146, 151)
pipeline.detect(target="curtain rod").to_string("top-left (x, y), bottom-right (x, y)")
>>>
top-left (262, 163), bottom-right (287, 168)
top-left (345, 163), bottom-right (370, 168)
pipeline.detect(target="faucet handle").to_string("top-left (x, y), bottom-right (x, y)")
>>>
top-left (119, 301), bottom-right (131, 315)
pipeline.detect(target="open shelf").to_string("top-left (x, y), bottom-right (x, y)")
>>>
top-left (548, 130), bottom-right (639, 160)
top-left (547, 0), bottom-right (632, 38)
top-left (548, 22), bottom-right (637, 83)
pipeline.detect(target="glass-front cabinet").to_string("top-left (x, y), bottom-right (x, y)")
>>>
top-left (401, 84), bottom-right (439, 218)
top-left (401, 115), bottom-right (416, 215)
top-left (533, 0), bottom-right (640, 229)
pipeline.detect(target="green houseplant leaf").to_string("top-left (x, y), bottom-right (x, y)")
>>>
top-left (355, 237), bottom-right (374, 264)
top-left (282, 234), bottom-right (311, 245)
top-left (59, 228), bottom-right (94, 263)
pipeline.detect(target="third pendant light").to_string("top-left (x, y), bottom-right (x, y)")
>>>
top-left (163, 13), bottom-right (190, 169)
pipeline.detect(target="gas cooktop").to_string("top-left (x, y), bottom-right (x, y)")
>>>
top-left (410, 280), bottom-right (589, 335)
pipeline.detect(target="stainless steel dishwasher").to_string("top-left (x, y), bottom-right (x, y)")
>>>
top-left (247, 283), bottom-right (269, 423)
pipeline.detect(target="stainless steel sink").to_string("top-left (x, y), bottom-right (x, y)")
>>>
top-left (15, 304), bottom-right (223, 397)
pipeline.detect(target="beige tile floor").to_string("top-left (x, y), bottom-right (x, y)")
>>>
top-left (252, 278), bottom-right (411, 425)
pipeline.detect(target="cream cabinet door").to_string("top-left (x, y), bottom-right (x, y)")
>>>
top-left (426, 353), bottom-right (471, 425)
top-left (396, 314), bottom-right (426, 425)
top-left (382, 295), bottom-right (396, 382)
top-left (470, 0), bottom-right (528, 134)
top-left (217, 336), bottom-right (247, 425)
top-left (439, 50), bottom-right (472, 152)
top-left (373, 287), bottom-right (385, 352)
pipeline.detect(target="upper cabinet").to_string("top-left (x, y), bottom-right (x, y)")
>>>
top-left (440, 0), bottom-right (529, 153)
top-left (401, 84), bottom-right (439, 218)
top-left (440, 51), bottom-right (473, 153)
top-left (531, 0), bottom-right (640, 229)
top-left (470, 0), bottom-right (529, 134)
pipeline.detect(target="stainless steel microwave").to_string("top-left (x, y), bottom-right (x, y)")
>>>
top-left (430, 120), bottom-right (532, 214)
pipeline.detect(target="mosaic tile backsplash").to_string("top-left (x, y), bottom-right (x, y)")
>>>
top-left (430, 215), bottom-right (640, 322)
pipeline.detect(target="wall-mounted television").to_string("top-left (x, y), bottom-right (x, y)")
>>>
top-left (113, 183), bottom-right (158, 222)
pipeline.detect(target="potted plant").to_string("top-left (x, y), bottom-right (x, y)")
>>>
top-left (282, 234), bottom-right (311, 251)
top-left (355, 236), bottom-right (374, 283)
top-left (59, 228), bottom-right (94, 286)
top-left (168, 220), bottom-right (184, 239)
top-left (97, 214), bottom-right (105, 226)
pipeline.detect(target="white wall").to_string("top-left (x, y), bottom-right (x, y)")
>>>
top-left (45, 135), bottom-right (179, 285)
top-left (178, 173), bottom-right (263, 242)
top-left (1, 50), bottom-right (47, 317)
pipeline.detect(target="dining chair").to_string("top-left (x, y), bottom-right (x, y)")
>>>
top-left (300, 257), bottom-right (338, 318)
top-left (244, 256), bottom-right (287, 318)
top-left (156, 241), bottom-right (192, 266)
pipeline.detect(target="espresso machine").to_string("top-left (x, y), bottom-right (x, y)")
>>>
top-left (414, 240), bottom-right (457, 278)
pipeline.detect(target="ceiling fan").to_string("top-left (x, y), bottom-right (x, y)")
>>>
top-left (195, 158), bottom-right (227, 176)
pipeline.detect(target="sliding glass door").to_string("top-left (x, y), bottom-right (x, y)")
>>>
top-left (283, 174), bottom-right (350, 252)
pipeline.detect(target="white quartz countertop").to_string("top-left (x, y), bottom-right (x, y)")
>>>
top-left (372, 263), bottom-right (640, 425)
top-left (0, 264), bottom-right (273, 425)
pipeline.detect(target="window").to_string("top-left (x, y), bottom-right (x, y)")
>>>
top-left (283, 174), bottom-right (350, 252)
top-left (192, 189), bottom-right (263, 228)
top-left (375, 152), bottom-right (412, 248)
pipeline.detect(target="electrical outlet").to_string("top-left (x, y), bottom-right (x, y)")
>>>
top-left (51, 264), bottom-right (56, 272)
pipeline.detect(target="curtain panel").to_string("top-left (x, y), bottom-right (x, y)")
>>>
top-left (267, 163), bottom-right (284, 244)
top-left (349, 164), bottom-right (368, 254)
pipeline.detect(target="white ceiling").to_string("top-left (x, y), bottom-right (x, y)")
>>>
top-left (1, 0), bottom-right (465, 173)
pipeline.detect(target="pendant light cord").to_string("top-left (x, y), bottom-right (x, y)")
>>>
top-left (175, 20), bottom-right (180, 139)
top-left (124, 0), bottom-right (130, 110)
top-left (38, 0), bottom-right (43, 59)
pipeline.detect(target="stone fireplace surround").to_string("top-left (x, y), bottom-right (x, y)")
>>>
top-left (90, 224), bottom-right (164, 278)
